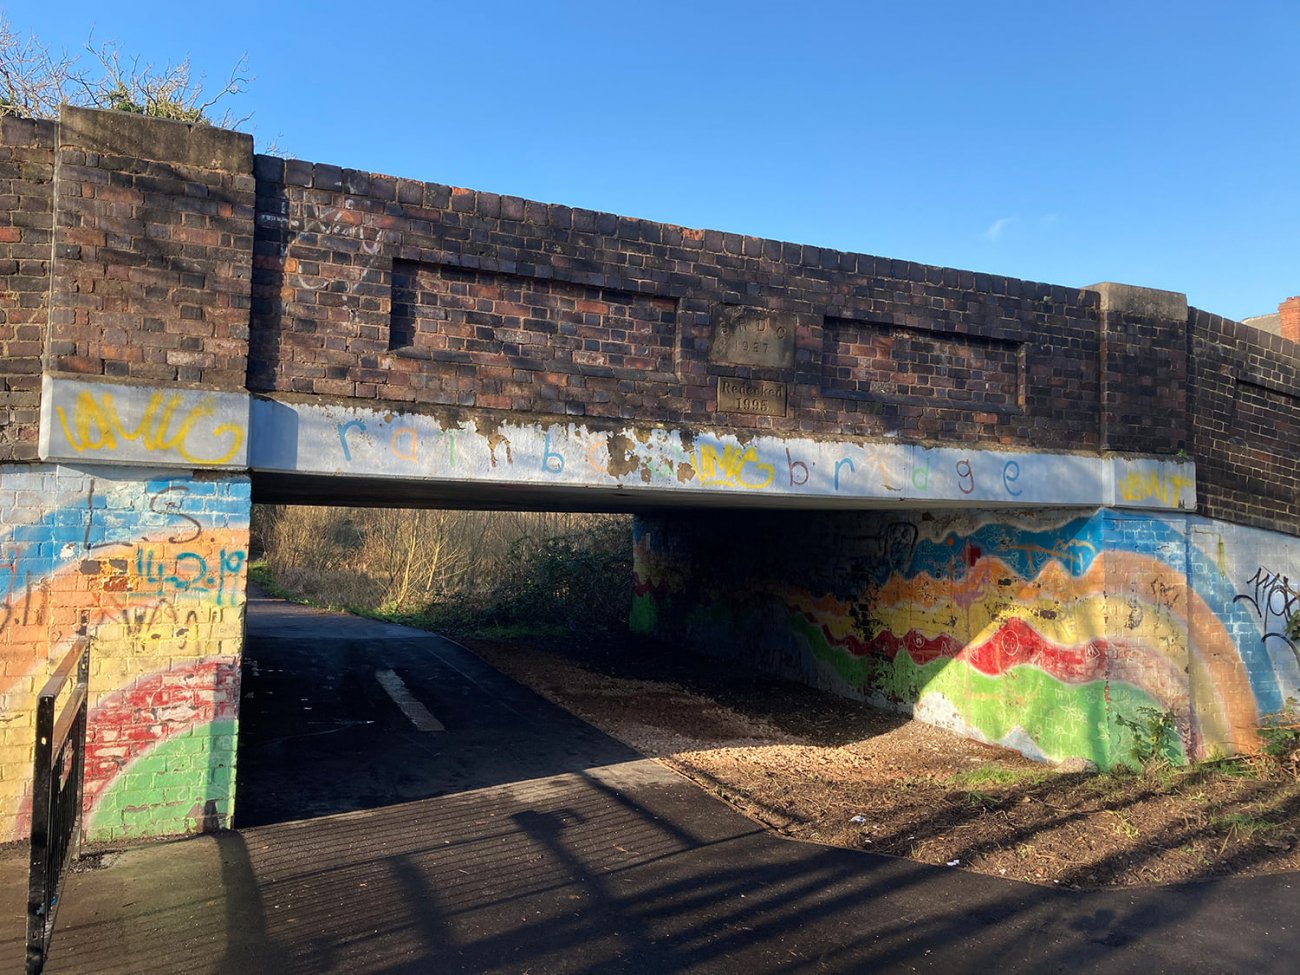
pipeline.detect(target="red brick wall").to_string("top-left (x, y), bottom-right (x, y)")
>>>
top-left (47, 107), bottom-right (254, 389)
top-left (1191, 308), bottom-right (1300, 533)
top-left (0, 116), bottom-right (55, 462)
top-left (8, 110), bottom-right (1298, 536)
top-left (1281, 297), bottom-right (1300, 344)
top-left (1098, 306), bottom-right (1191, 455)
top-left (249, 154), bottom-right (1106, 446)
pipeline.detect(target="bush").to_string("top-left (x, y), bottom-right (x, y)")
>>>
top-left (455, 516), bottom-right (632, 632)
top-left (254, 505), bottom-right (634, 635)
top-left (1, 14), bottom-right (249, 124)
top-left (1114, 706), bottom-right (1182, 768)
top-left (1258, 699), bottom-right (1300, 773)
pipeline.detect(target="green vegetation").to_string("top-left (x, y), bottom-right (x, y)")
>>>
top-left (1113, 705), bottom-right (1182, 768)
top-left (251, 506), bottom-right (633, 638)
top-left (946, 765), bottom-right (1049, 789)
top-left (1257, 698), bottom-right (1300, 770)
top-left (1213, 812), bottom-right (1284, 843)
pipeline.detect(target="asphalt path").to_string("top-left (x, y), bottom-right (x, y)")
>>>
top-left (233, 588), bottom-right (640, 827)
top-left (8, 589), bottom-right (1297, 974)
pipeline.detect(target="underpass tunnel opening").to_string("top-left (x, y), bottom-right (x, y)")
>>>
top-left (236, 476), bottom-right (962, 830)
top-left (236, 488), bottom-right (642, 829)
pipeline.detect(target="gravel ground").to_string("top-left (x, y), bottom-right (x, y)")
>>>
top-left (462, 631), bottom-right (1300, 889)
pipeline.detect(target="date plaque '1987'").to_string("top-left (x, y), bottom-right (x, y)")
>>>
top-left (717, 378), bottom-right (788, 416)
top-left (709, 305), bottom-right (796, 368)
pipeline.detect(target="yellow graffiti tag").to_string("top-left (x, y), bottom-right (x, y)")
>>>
top-left (55, 391), bottom-right (244, 466)
top-left (696, 443), bottom-right (775, 490)
top-left (1117, 471), bottom-right (1194, 507)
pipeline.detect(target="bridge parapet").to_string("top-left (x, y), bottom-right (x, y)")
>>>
top-left (250, 152), bottom-right (1111, 452)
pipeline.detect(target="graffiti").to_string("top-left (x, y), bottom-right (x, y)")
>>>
top-left (0, 558), bottom-right (46, 635)
top-left (1003, 537), bottom-right (1098, 577)
top-left (391, 426), bottom-right (419, 463)
top-left (280, 400), bottom-right (1200, 509)
top-left (861, 444), bottom-right (904, 492)
top-left (1235, 567), bottom-right (1299, 660)
top-left (955, 458), bottom-right (975, 494)
top-left (1117, 470), bottom-right (1194, 507)
top-left (148, 484), bottom-right (205, 545)
top-left (542, 432), bottom-right (564, 474)
top-left (1003, 460), bottom-right (1024, 496)
top-left (635, 509), bottom-right (1300, 768)
top-left (133, 548), bottom-right (247, 605)
top-left (696, 442), bottom-right (775, 490)
top-left (93, 596), bottom-right (207, 651)
top-left (337, 419), bottom-right (366, 461)
top-left (487, 432), bottom-right (513, 468)
top-left (0, 466), bottom-right (251, 843)
top-left (54, 389), bottom-right (244, 465)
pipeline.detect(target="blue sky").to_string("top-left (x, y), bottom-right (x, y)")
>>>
top-left (12, 1), bottom-right (1298, 320)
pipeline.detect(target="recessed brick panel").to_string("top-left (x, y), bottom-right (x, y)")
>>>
top-left (390, 260), bottom-right (678, 381)
top-left (821, 318), bottom-right (1023, 412)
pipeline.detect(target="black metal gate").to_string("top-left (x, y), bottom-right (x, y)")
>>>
top-left (26, 635), bottom-right (91, 975)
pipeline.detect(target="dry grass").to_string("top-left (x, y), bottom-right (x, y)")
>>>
top-left (253, 505), bottom-right (632, 627)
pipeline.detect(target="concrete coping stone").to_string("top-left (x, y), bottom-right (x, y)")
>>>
top-left (1084, 281), bottom-right (1188, 322)
top-left (58, 104), bottom-right (252, 174)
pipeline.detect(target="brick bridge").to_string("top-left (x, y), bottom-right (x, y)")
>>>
top-left (2, 107), bottom-right (1298, 842)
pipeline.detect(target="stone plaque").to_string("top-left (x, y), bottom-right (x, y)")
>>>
top-left (717, 377), bottom-right (788, 416)
top-left (709, 305), bottom-right (796, 368)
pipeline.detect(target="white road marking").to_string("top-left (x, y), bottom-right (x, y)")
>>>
top-left (374, 669), bottom-right (445, 732)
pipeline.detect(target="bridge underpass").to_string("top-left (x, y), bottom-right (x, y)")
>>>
top-left (1, 105), bottom-right (1297, 881)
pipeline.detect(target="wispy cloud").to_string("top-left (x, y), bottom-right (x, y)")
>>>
top-left (982, 216), bottom-right (1017, 242)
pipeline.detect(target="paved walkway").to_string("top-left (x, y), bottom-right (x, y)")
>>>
top-left (1, 594), bottom-right (1296, 973)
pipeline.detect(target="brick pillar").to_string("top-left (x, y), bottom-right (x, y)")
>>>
top-left (49, 106), bottom-right (254, 385)
top-left (1280, 296), bottom-right (1300, 344)
top-left (0, 117), bottom-right (56, 461)
top-left (8, 108), bottom-right (260, 843)
top-left (1086, 282), bottom-right (1191, 454)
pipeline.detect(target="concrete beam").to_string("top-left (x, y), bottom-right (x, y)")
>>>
top-left (39, 376), bottom-right (250, 469)
top-left (247, 396), bottom-right (1197, 513)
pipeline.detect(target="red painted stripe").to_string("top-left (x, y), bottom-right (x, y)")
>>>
top-left (81, 660), bottom-right (240, 807)
top-left (810, 614), bottom-right (1110, 683)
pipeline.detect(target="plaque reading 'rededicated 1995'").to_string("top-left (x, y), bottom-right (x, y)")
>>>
top-left (709, 305), bottom-right (797, 368)
top-left (717, 378), bottom-right (788, 417)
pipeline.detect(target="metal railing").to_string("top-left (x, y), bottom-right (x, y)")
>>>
top-left (26, 635), bottom-right (91, 975)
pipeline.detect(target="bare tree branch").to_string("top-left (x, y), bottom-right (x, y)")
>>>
top-left (0, 13), bottom-right (252, 126)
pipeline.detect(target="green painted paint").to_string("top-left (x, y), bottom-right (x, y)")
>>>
top-left (629, 591), bottom-right (658, 634)
top-left (780, 610), bottom-right (1182, 769)
top-left (88, 720), bottom-right (237, 841)
top-left (787, 613), bottom-right (879, 688)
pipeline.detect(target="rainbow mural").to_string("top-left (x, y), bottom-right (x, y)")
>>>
top-left (632, 509), bottom-right (1300, 768)
top-left (0, 463), bottom-right (249, 842)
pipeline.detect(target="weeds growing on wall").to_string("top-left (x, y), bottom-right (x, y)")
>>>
top-left (1114, 706), bottom-right (1182, 769)
top-left (252, 505), bottom-right (633, 635)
